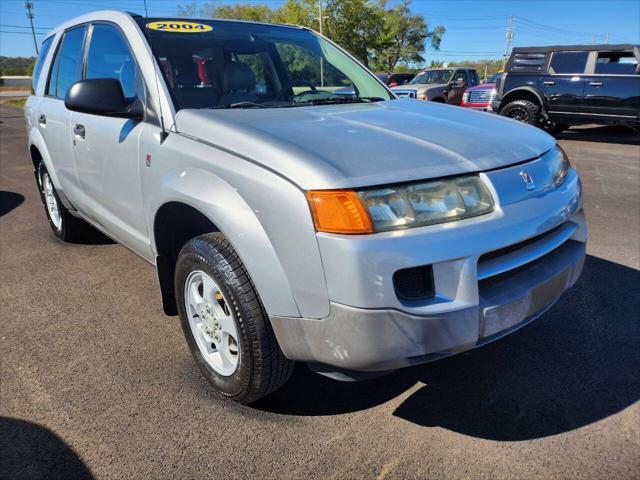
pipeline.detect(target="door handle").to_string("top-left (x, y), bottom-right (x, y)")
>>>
top-left (73, 123), bottom-right (85, 138)
top-left (38, 114), bottom-right (46, 125)
top-left (543, 81), bottom-right (555, 85)
top-left (589, 81), bottom-right (604, 86)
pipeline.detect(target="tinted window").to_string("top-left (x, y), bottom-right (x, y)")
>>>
top-left (86, 24), bottom-right (139, 98)
top-left (509, 52), bottom-right (546, 72)
top-left (32, 36), bottom-right (54, 91)
top-left (550, 51), bottom-right (589, 74)
top-left (48, 26), bottom-right (87, 98)
top-left (595, 51), bottom-right (638, 74)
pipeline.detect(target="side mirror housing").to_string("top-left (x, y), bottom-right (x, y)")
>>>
top-left (65, 78), bottom-right (143, 121)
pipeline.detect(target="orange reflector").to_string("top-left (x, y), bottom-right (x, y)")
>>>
top-left (306, 190), bottom-right (373, 234)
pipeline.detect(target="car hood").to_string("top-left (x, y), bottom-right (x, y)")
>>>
top-left (392, 83), bottom-right (447, 93)
top-left (174, 99), bottom-right (554, 190)
top-left (467, 83), bottom-right (496, 91)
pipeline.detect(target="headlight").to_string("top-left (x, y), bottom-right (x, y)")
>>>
top-left (462, 92), bottom-right (469, 103)
top-left (358, 175), bottom-right (494, 232)
top-left (418, 93), bottom-right (427, 100)
top-left (543, 145), bottom-right (571, 187)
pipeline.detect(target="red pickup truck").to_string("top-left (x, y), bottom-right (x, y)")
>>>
top-left (460, 73), bottom-right (501, 111)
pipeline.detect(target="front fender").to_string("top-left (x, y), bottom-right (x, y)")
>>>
top-left (151, 167), bottom-right (301, 318)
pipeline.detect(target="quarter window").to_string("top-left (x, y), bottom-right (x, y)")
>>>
top-left (47, 26), bottom-right (87, 99)
top-left (32, 36), bottom-right (54, 92)
top-left (549, 51), bottom-right (589, 74)
top-left (595, 51), bottom-right (638, 75)
top-left (85, 24), bottom-right (140, 98)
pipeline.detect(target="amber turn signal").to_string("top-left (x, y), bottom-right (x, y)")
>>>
top-left (306, 190), bottom-right (373, 234)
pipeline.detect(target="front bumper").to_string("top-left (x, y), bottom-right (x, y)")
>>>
top-left (461, 103), bottom-right (493, 112)
top-left (270, 238), bottom-right (585, 371)
top-left (270, 159), bottom-right (587, 372)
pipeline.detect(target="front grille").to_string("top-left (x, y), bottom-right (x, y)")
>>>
top-left (468, 89), bottom-right (495, 104)
top-left (477, 221), bottom-right (577, 281)
top-left (394, 89), bottom-right (416, 99)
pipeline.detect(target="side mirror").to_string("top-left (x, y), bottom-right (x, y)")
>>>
top-left (65, 78), bottom-right (143, 121)
top-left (453, 79), bottom-right (466, 88)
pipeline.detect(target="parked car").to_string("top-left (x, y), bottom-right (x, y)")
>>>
top-left (392, 67), bottom-right (480, 104)
top-left (460, 82), bottom-right (497, 111)
top-left (376, 72), bottom-right (415, 87)
top-left (26, 12), bottom-right (587, 403)
top-left (493, 44), bottom-right (640, 133)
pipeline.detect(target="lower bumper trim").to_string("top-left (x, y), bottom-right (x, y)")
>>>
top-left (270, 240), bottom-right (585, 372)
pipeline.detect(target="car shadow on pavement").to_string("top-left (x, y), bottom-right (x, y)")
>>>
top-left (257, 255), bottom-right (640, 441)
top-left (558, 125), bottom-right (640, 146)
top-left (0, 417), bottom-right (95, 480)
top-left (0, 191), bottom-right (25, 216)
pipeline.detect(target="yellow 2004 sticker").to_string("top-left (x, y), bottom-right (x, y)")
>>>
top-left (146, 21), bottom-right (213, 33)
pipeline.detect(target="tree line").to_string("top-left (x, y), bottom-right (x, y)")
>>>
top-left (178, 0), bottom-right (445, 72)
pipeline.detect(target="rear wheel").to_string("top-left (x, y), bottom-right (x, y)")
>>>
top-left (500, 99), bottom-right (540, 125)
top-left (175, 232), bottom-right (294, 404)
top-left (37, 163), bottom-right (88, 242)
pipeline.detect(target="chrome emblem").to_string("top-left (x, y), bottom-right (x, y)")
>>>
top-left (519, 170), bottom-right (536, 190)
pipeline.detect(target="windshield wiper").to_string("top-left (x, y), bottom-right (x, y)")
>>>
top-left (211, 101), bottom-right (267, 109)
top-left (210, 101), bottom-right (299, 109)
top-left (297, 96), bottom-right (385, 106)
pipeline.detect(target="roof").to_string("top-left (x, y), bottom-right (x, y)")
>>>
top-left (512, 44), bottom-right (638, 54)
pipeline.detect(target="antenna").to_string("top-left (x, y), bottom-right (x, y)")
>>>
top-left (143, 0), bottom-right (149, 17)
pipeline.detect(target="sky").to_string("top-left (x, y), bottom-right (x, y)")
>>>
top-left (1, 0), bottom-right (639, 61)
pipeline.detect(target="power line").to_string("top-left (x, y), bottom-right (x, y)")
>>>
top-left (0, 23), bottom-right (53, 30)
top-left (0, 29), bottom-right (45, 35)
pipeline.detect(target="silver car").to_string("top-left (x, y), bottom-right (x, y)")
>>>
top-left (26, 12), bottom-right (587, 403)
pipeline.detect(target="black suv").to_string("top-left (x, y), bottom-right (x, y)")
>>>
top-left (492, 44), bottom-right (639, 133)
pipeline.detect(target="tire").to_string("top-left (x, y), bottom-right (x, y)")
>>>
top-left (175, 232), bottom-right (294, 404)
top-left (430, 97), bottom-right (445, 103)
top-left (500, 99), bottom-right (540, 125)
top-left (37, 162), bottom-right (88, 242)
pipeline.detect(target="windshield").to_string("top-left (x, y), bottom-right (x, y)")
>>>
top-left (486, 72), bottom-right (501, 83)
top-left (138, 18), bottom-right (392, 110)
top-left (409, 70), bottom-right (453, 85)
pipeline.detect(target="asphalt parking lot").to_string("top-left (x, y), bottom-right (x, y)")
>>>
top-left (1, 103), bottom-right (639, 479)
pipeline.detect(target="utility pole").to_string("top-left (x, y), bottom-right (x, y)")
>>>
top-left (25, 1), bottom-right (39, 55)
top-left (502, 16), bottom-right (513, 71)
top-left (315, 1), bottom-right (328, 86)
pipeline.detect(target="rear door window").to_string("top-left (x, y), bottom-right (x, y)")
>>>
top-left (47, 25), bottom-right (87, 99)
top-left (549, 51), bottom-right (589, 74)
top-left (595, 51), bottom-right (638, 74)
top-left (32, 36), bottom-right (55, 91)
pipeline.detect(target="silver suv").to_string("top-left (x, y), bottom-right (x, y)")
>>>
top-left (26, 12), bottom-right (587, 403)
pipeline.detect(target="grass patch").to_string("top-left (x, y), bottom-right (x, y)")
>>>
top-left (0, 86), bottom-right (31, 92)
top-left (2, 98), bottom-right (27, 108)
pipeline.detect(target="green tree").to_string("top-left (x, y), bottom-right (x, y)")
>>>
top-left (273, 0), bottom-right (316, 27)
top-left (373, 0), bottom-right (444, 72)
top-left (324, 0), bottom-right (386, 68)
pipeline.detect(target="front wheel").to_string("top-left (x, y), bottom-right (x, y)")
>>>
top-left (500, 99), bottom-right (540, 125)
top-left (175, 233), bottom-right (294, 403)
